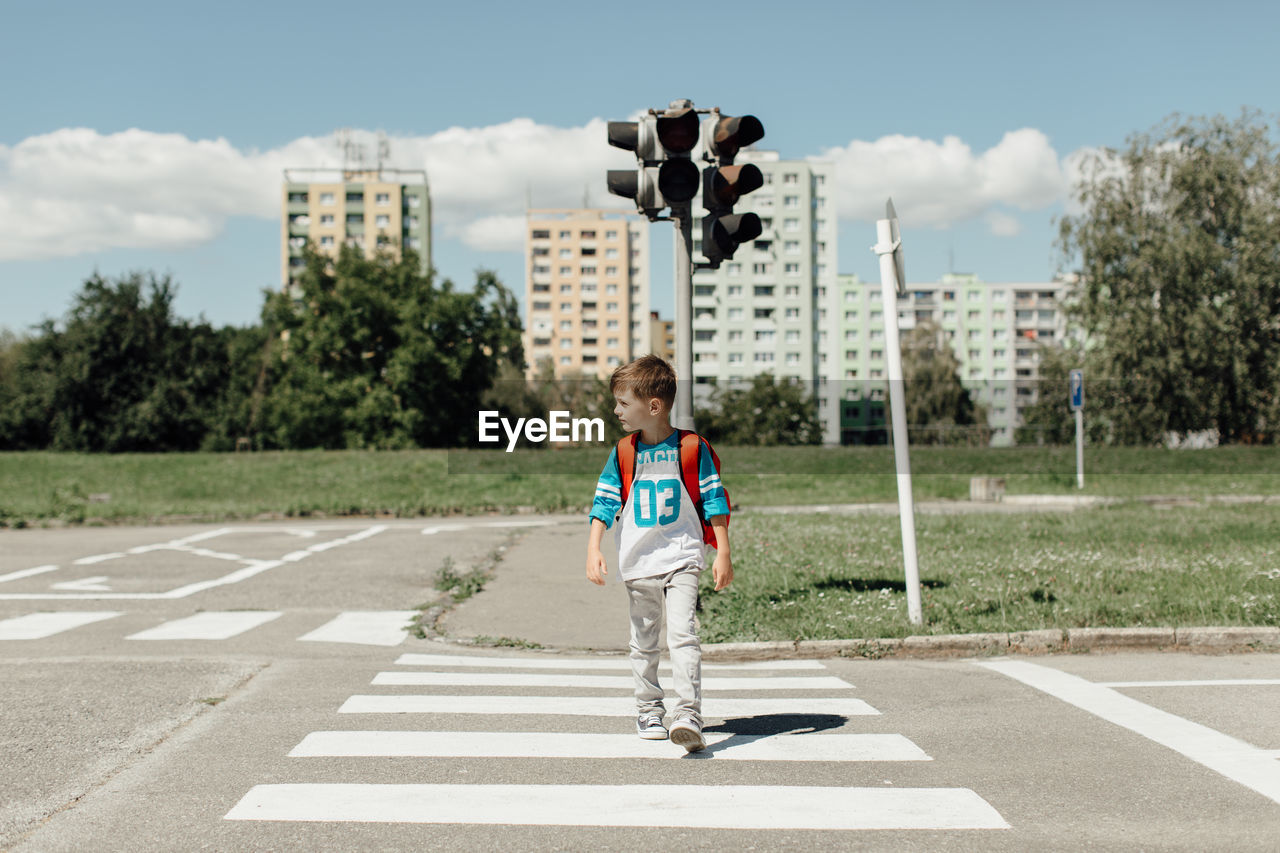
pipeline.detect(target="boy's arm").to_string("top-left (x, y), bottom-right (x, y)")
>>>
top-left (709, 515), bottom-right (733, 591)
top-left (586, 448), bottom-right (622, 586)
top-left (586, 518), bottom-right (609, 585)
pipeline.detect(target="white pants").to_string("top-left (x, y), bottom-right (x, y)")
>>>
top-left (624, 565), bottom-right (702, 725)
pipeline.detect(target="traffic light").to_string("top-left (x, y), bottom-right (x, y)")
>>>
top-left (699, 112), bottom-right (766, 267)
top-left (606, 106), bottom-right (700, 217)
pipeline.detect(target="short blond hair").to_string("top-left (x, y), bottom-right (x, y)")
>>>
top-left (610, 354), bottom-right (676, 408)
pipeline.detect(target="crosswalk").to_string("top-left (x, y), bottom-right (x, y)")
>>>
top-left (0, 609), bottom-right (417, 646)
top-left (224, 651), bottom-right (1011, 834)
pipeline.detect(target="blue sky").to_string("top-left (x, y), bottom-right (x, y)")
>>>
top-left (1, 0), bottom-right (1276, 333)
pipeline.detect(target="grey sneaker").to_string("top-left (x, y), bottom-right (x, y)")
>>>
top-left (668, 716), bottom-right (705, 753)
top-left (636, 713), bottom-right (668, 740)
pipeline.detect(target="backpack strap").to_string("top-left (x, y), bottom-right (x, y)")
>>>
top-left (616, 433), bottom-right (639, 507)
top-left (677, 430), bottom-right (703, 515)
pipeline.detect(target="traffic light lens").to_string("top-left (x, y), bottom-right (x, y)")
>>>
top-left (655, 109), bottom-right (700, 154)
top-left (658, 159), bottom-right (699, 203)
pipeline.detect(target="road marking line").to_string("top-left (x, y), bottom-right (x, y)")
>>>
top-left (0, 565), bottom-right (59, 584)
top-left (1098, 679), bottom-right (1280, 688)
top-left (73, 552), bottom-right (125, 565)
top-left (298, 611), bottom-right (418, 646)
top-left (370, 672), bottom-right (853, 691)
top-left (0, 525), bottom-right (389, 601)
top-left (126, 611), bottom-right (282, 640)
top-left (979, 659), bottom-right (1280, 805)
top-left (421, 524), bottom-right (471, 535)
top-left (0, 611), bottom-right (121, 640)
top-left (289, 730), bottom-right (931, 762)
top-left (339, 695), bottom-right (880, 717)
top-left (392, 653), bottom-right (827, 671)
top-left (51, 576), bottom-right (112, 592)
top-left (225, 783), bottom-right (1006, 829)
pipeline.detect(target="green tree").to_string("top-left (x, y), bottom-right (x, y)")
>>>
top-left (897, 322), bottom-right (990, 445)
top-left (1059, 110), bottom-right (1280, 444)
top-left (696, 373), bottom-right (823, 445)
top-left (0, 273), bottom-right (232, 451)
top-left (257, 244), bottom-right (523, 449)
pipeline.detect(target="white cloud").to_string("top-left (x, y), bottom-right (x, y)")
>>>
top-left (0, 120), bottom-right (1093, 262)
top-left (813, 128), bottom-right (1067, 228)
top-left (985, 211), bottom-right (1022, 237)
top-left (459, 214), bottom-right (527, 252)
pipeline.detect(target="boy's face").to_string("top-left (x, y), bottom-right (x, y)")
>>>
top-left (613, 388), bottom-right (665, 432)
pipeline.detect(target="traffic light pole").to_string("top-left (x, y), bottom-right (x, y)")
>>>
top-left (672, 204), bottom-right (695, 431)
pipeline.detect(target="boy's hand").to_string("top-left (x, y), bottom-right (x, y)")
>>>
top-left (712, 551), bottom-right (734, 591)
top-left (586, 548), bottom-right (608, 586)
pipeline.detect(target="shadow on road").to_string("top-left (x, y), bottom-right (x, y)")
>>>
top-left (686, 713), bottom-right (849, 759)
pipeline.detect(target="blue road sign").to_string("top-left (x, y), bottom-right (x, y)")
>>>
top-left (1069, 369), bottom-right (1084, 411)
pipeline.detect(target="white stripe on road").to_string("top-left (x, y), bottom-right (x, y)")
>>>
top-left (370, 672), bottom-right (852, 691)
top-left (393, 653), bottom-right (827, 671)
top-left (289, 730), bottom-right (931, 762)
top-left (126, 611), bottom-right (282, 640)
top-left (0, 565), bottom-right (59, 584)
top-left (225, 783), bottom-right (1006, 829)
top-left (73, 552), bottom-right (125, 565)
top-left (1098, 679), bottom-right (1280, 688)
top-left (339, 695), bottom-right (880, 717)
top-left (298, 611), bottom-right (417, 646)
top-left (0, 611), bottom-right (121, 640)
top-left (979, 659), bottom-right (1280, 805)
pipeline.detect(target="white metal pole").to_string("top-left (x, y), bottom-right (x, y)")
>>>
top-left (1075, 408), bottom-right (1084, 489)
top-left (874, 218), bottom-right (922, 625)
top-left (673, 207), bottom-right (695, 431)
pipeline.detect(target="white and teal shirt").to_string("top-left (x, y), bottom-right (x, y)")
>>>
top-left (589, 430), bottom-right (730, 582)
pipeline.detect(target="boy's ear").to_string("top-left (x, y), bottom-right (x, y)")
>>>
top-left (648, 397), bottom-right (663, 415)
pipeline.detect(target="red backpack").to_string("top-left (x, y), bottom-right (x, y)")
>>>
top-left (616, 429), bottom-right (729, 548)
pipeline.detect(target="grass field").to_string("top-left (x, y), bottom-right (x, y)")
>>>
top-left (2, 447), bottom-right (1277, 637)
top-left (697, 505), bottom-right (1280, 641)
top-left (2, 444), bottom-right (1280, 526)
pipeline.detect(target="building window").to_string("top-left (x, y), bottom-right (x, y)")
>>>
top-left (785, 307), bottom-right (800, 319)
top-left (320, 214), bottom-right (334, 226)
top-left (405, 195), bottom-right (421, 209)
top-left (785, 330), bottom-right (801, 343)
top-left (532, 301), bottom-right (551, 311)
top-left (753, 352), bottom-right (775, 363)
top-left (728, 330), bottom-right (743, 341)
top-left (784, 241), bottom-right (800, 254)
top-left (581, 230), bottom-right (596, 239)
top-left (755, 329), bottom-right (775, 342)
top-left (754, 285), bottom-right (774, 297)
top-left (532, 229), bottom-right (550, 239)
top-left (728, 308), bottom-right (743, 321)
top-left (729, 353), bottom-right (743, 363)
top-left (727, 263), bottom-right (743, 275)
top-left (319, 192), bottom-right (334, 205)
top-left (784, 218), bottom-right (800, 231)
top-left (559, 284), bottom-right (572, 294)
top-left (784, 195), bottom-right (799, 208)
top-left (784, 263), bottom-right (800, 275)
top-left (560, 302), bottom-right (573, 312)
top-left (375, 215), bottom-right (390, 227)
top-left (754, 308), bottom-right (774, 320)
top-left (346, 192), bottom-right (363, 203)
top-left (375, 192), bottom-right (390, 206)
top-left (785, 285), bottom-right (800, 297)
top-left (783, 173), bottom-right (798, 184)
top-left (320, 236), bottom-right (334, 247)
top-left (845, 329), bottom-right (858, 340)
top-left (581, 265), bottom-right (597, 275)
top-left (606, 230), bottom-right (618, 240)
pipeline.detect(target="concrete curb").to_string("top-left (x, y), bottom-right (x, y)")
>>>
top-left (699, 626), bottom-right (1280, 661)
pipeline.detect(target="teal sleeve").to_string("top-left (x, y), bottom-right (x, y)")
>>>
top-left (588, 447), bottom-right (622, 529)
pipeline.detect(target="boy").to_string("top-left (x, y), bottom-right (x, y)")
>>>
top-left (585, 354), bottom-right (732, 753)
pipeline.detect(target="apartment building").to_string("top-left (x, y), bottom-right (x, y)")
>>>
top-left (281, 168), bottom-right (431, 287)
top-left (649, 311), bottom-right (675, 361)
top-left (689, 152), bottom-right (840, 440)
top-left (524, 209), bottom-right (650, 378)
top-left (835, 272), bottom-right (1074, 445)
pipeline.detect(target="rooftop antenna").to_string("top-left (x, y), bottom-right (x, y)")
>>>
top-left (377, 131), bottom-right (390, 175)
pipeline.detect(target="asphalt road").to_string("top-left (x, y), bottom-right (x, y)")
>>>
top-left (3, 518), bottom-right (1279, 851)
